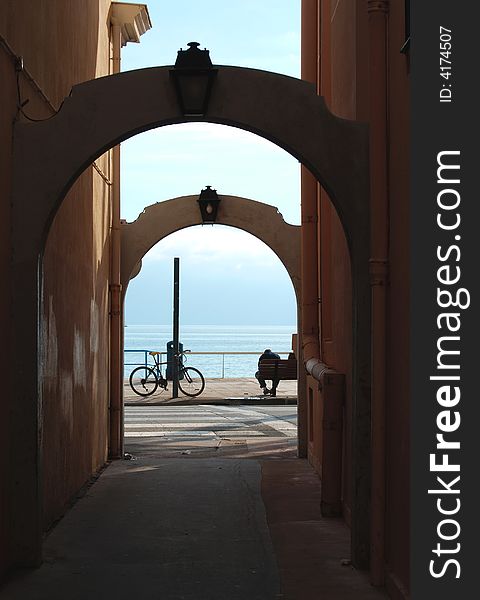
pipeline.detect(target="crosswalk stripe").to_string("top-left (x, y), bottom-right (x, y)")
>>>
top-left (124, 406), bottom-right (297, 439)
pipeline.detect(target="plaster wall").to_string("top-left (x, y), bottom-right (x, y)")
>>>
top-left (302, 0), bottom-right (410, 594)
top-left (121, 195), bottom-right (301, 296)
top-left (307, 378), bottom-right (323, 475)
top-left (324, 0), bottom-right (357, 531)
top-left (0, 0), bottom-right (112, 561)
top-left (299, 0), bottom-right (354, 522)
top-left (305, 0), bottom-right (356, 526)
top-left (40, 0), bottom-right (112, 532)
top-left (41, 167), bottom-right (111, 530)
top-left (0, 8), bottom-right (56, 576)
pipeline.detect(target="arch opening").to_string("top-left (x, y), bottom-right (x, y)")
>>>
top-left (124, 224), bottom-right (297, 376)
top-left (121, 194), bottom-right (301, 298)
top-left (10, 63), bottom-right (370, 570)
top-left (126, 224), bottom-right (298, 309)
top-left (120, 122), bottom-right (301, 226)
top-left (123, 224), bottom-right (299, 450)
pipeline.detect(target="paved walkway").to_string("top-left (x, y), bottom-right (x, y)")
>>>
top-left (2, 459), bottom-right (280, 600)
top-left (0, 406), bottom-right (387, 600)
top-left (124, 378), bottom-right (298, 405)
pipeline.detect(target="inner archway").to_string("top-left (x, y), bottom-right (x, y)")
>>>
top-left (121, 196), bottom-right (302, 450)
top-left (120, 195), bottom-right (300, 296)
top-left (124, 224), bottom-right (297, 408)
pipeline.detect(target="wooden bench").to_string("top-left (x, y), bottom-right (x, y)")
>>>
top-left (258, 358), bottom-right (297, 395)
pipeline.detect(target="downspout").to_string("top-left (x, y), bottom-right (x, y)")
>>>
top-left (109, 23), bottom-right (123, 459)
top-left (368, 0), bottom-right (389, 585)
top-left (301, 0), bottom-right (321, 364)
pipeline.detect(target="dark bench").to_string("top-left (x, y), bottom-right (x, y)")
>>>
top-left (258, 358), bottom-right (297, 395)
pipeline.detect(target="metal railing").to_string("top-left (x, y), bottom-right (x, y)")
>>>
top-left (124, 349), bottom-right (292, 379)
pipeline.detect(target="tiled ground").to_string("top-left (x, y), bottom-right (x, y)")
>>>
top-left (124, 405), bottom-right (298, 459)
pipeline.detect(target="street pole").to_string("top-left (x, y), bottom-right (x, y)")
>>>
top-left (172, 257), bottom-right (180, 398)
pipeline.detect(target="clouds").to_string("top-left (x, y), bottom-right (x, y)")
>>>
top-left (144, 226), bottom-right (282, 270)
top-left (125, 226), bottom-right (297, 326)
top-left (121, 123), bottom-right (286, 168)
top-left (120, 123), bottom-right (301, 225)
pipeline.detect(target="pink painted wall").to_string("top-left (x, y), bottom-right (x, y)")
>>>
top-left (41, 168), bottom-right (111, 530)
top-left (0, 0), bottom-right (112, 571)
top-left (302, 1), bottom-right (410, 596)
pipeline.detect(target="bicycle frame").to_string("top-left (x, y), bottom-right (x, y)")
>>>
top-left (149, 351), bottom-right (186, 382)
top-left (129, 350), bottom-right (205, 398)
top-left (149, 354), bottom-right (166, 380)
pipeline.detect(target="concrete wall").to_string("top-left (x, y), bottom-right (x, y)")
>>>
top-left (320, 0), bottom-right (358, 532)
top-left (301, 0), bottom-right (410, 596)
top-left (41, 164), bottom-right (111, 530)
top-left (0, 0), bottom-right (113, 572)
top-left (121, 195), bottom-right (301, 295)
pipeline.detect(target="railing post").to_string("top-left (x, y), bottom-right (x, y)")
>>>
top-left (222, 353), bottom-right (225, 378)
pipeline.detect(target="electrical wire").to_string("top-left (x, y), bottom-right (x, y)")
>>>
top-left (15, 69), bottom-right (58, 122)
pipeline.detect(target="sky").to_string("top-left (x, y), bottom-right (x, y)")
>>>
top-left (120, 1), bottom-right (301, 326)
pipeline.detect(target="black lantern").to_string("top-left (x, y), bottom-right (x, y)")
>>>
top-left (197, 186), bottom-right (220, 223)
top-left (170, 42), bottom-right (218, 116)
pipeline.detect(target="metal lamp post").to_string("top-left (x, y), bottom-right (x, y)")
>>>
top-left (197, 186), bottom-right (221, 224)
top-left (170, 42), bottom-right (218, 116)
top-left (172, 257), bottom-right (180, 399)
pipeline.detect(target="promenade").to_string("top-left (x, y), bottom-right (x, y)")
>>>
top-left (124, 377), bottom-right (298, 405)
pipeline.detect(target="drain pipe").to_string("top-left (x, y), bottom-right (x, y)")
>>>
top-left (368, 0), bottom-right (389, 586)
top-left (300, 0), bottom-right (320, 457)
top-left (109, 23), bottom-right (123, 459)
top-left (301, 0), bottom-right (321, 365)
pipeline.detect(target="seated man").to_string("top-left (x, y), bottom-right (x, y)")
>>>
top-left (255, 348), bottom-right (281, 396)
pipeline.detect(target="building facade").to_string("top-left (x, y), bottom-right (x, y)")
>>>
top-left (300, 1), bottom-right (410, 597)
top-left (1, 1), bottom-right (409, 597)
top-left (0, 0), bottom-right (150, 577)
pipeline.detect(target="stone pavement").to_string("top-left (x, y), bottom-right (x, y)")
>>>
top-left (0, 405), bottom-right (387, 600)
top-left (124, 377), bottom-right (298, 405)
top-left (124, 405), bottom-right (298, 460)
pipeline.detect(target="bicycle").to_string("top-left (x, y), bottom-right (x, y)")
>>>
top-left (129, 350), bottom-right (205, 398)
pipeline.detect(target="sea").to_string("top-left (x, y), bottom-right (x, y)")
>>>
top-left (124, 324), bottom-right (296, 378)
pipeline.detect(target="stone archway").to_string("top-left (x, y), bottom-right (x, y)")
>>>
top-left (120, 195), bottom-right (300, 295)
top-left (10, 65), bottom-right (370, 567)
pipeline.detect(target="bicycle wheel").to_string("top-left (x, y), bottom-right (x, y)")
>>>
top-left (129, 366), bottom-right (158, 396)
top-left (178, 367), bottom-right (205, 397)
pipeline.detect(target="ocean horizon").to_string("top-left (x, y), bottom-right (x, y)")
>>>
top-left (124, 324), bottom-right (296, 378)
